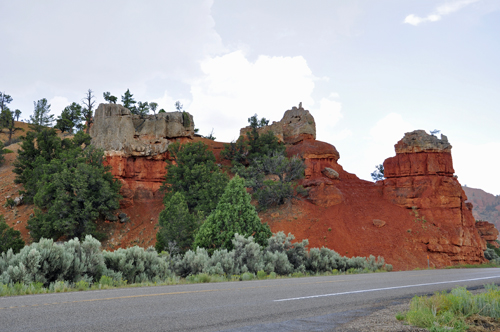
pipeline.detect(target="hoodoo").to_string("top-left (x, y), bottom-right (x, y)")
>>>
top-left (382, 130), bottom-right (486, 265)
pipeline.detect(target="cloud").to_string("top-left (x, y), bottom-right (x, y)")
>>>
top-left (404, 0), bottom-right (480, 26)
top-left (452, 141), bottom-right (500, 196)
top-left (356, 113), bottom-right (414, 181)
top-left (188, 51), bottom-right (318, 141)
top-left (48, 96), bottom-right (70, 118)
top-left (313, 94), bottom-right (345, 143)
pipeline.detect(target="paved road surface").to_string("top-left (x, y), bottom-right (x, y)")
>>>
top-left (1, 268), bottom-right (499, 331)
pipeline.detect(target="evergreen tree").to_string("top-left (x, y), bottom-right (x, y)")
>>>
top-left (149, 102), bottom-right (158, 115)
top-left (155, 192), bottom-right (199, 253)
top-left (103, 92), bottom-right (117, 103)
top-left (0, 140), bottom-right (5, 165)
top-left (137, 101), bottom-right (149, 117)
top-left (81, 89), bottom-right (95, 134)
top-left (371, 164), bottom-right (385, 181)
top-left (28, 145), bottom-right (121, 241)
top-left (13, 129), bottom-right (90, 203)
top-left (55, 102), bottom-right (82, 134)
top-left (29, 98), bottom-right (54, 132)
top-left (0, 108), bottom-right (22, 143)
top-left (121, 89), bottom-right (137, 113)
top-left (193, 175), bottom-right (272, 253)
top-left (0, 92), bottom-right (13, 113)
top-left (163, 141), bottom-right (229, 215)
top-left (0, 215), bottom-right (25, 254)
top-left (14, 109), bottom-right (21, 121)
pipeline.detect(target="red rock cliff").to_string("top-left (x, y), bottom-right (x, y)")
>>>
top-left (382, 130), bottom-right (486, 265)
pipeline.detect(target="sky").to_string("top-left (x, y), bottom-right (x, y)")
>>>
top-left (1, 0), bottom-right (499, 195)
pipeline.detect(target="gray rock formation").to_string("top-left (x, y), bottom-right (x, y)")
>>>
top-left (240, 103), bottom-right (316, 144)
top-left (395, 130), bottom-right (452, 154)
top-left (90, 103), bottom-right (195, 156)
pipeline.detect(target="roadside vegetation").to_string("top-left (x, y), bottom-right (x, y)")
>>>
top-left (0, 232), bottom-right (392, 297)
top-left (397, 284), bottom-right (500, 332)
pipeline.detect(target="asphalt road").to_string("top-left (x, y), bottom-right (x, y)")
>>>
top-left (1, 268), bottom-right (499, 332)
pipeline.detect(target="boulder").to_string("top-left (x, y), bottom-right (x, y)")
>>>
top-left (373, 219), bottom-right (386, 228)
top-left (322, 167), bottom-right (339, 180)
top-left (475, 221), bottom-right (499, 246)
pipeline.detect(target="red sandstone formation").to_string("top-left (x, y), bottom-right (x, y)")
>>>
top-left (475, 221), bottom-right (500, 248)
top-left (90, 103), bottom-right (488, 269)
top-left (382, 130), bottom-right (486, 266)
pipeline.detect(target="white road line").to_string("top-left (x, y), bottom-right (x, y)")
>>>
top-left (274, 275), bottom-right (500, 302)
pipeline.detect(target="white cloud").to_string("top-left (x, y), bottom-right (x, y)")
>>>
top-left (356, 113), bottom-right (414, 181)
top-left (48, 96), bottom-right (69, 118)
top-left (188, 51), bottom-right (317, 141)
top-left (404, 0), bottom-right (480, 26)
top-left (452, 141), bottom-right (500, 196)
top-left (312, 94), bottom-right (344, 143)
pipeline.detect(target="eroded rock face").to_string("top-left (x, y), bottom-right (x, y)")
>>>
top-left (91, 103), bottom-right (194, 157)
top-left (90, 103), bottom-right (195, 207)
top-left (475, 221), bottom-right (499, 247)
top-left (240, 103), bottom-right (316, 144)
top-left (382, 130), bottom-right (486, 265)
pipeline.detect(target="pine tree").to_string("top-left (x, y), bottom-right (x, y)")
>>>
top-left (193, 175), bottom-right (272, 253)
top-left (121, 89), bottom-right (137, 114)
top-left (55, 102), bottom-right (82, 133)
top-left (103, 92), bottom-right (117, 103)
top-left (29, 98), bottom-right (54, 132)
top-left (155, 192), bottom-right (199, 253)
top-left (81, 89), bottom-right (95, 134)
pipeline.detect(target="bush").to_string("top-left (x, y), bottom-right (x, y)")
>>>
top-left (0, 215), bottom-right (25, 254)
top-left (103, 246), bottom-right (172, 283)
top-left (0, 235), bottom-right (104, 286)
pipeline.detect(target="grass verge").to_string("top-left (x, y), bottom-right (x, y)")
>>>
top-left (397, 284), bottom-right (500, 332)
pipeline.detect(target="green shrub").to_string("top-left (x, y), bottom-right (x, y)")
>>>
top-left (257, 270), bottom-right (267, 280)
top-left (241, 272), bottom-right (254, 281)
top-left (0, 215), bottom-right (25, 254)
top-left (75, 280), bottom-right (89, 291)
top-left (182, 111), bottom-right (190, 128)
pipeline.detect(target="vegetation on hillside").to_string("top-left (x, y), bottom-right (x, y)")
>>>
top-left (156, 141), bottom-right (229, 253)
top-left (0, 215), bottom-right (25, 254)
top-left (13, 129), bottom-right (121, 241)
top-left (221, 114), bottom-right (305, 210)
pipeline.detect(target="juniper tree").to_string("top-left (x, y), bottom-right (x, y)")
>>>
top-left (28, 145), bottom-right (121, 241)
top-left (193, 175), bottom-right (272, 253)
top-left (155, 192), bottom-right (199, 254)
